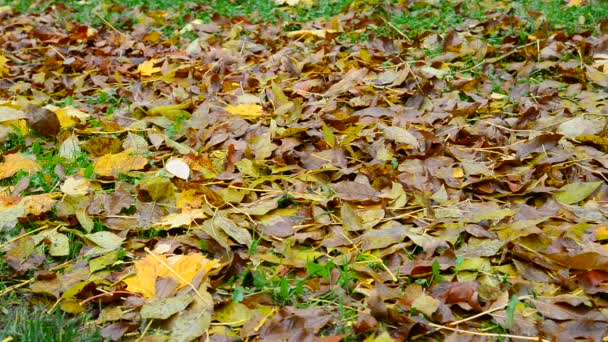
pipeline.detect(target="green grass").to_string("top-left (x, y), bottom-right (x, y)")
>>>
top-left (389, 0), bottom-right (606, 38)
top-left (1, 0), bottom-right (354, 30)
top-left (0, 303), bottom-right (101, 342)
top-left (2, 0), bottom-right (604, 45)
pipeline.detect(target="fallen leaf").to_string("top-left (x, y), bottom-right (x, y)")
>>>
top-left (165, 157), bottom-right (190, 179)
top-left (141, 294), bottom-right (193, 319)
top-left (137, 59), bottom-right (161, 77)
top-left (225, 104), bottom-right (266, 118)
top-left (93, 150), bottom-right (148, 177)
top-left (555, 181), bottom-right (603, 205)
top-left (0, 153), bottom-right (41, 179)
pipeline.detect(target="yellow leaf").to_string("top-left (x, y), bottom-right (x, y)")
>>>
top-left (225, 104), bottom-right (266, 117)
top-left (22, 193), bottom-right (61, 216)
top-left (143, 31), bottom-right (161, 43)
top-left (286, 29), bottom-right (337, 39)
top-left (160, 254), bottom-right (205, 288)
top-left (0, 54), bottom-right (9, 76)
top-left (567, 0), bottom-right (583, 6)
top-left (137, 59), bottom-right (161, 77)
top-left (159, 209), bottom-right (208, 228)
top-left (123, 252), bottom-right (219, 298)
top-left (176, 189), bottom-right (204, 210)
top-left (46, 105), bottom-right (90, 128)
top-left (452, 167), bottom-right (464, 178)
top-left (93, 150), bottom-right (148, 177)
top-left (596, 226), bottom-right (608, 240)
top-left (0, 153), bottom-right (41, 179)
top-left (124, 253), bottom-right (165, 298)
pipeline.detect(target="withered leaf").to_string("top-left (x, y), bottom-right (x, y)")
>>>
top-left (25, 103), bottom-right (60, 137)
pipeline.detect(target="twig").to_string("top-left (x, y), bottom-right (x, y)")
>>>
top-left (254, 307), bottom-right (277, 332)
top-left (93, 12), bottom-right (128, 40)
top-left (0, 279), bottom-right (32, 297)
top-left (448, 295), bottom-right (531, 326)
top-left (461, 39), bottom-right (546, 73)
top-left (427, 322), bottom-right (549, 342)
top-left (79, 290), bottom-right (141, 306)
top-left (227, 185), bottom-right (282, 193)
top-left (136, 319), bottom-right (154, 342)
top-left (381, 17), bottom-right (411, 42)
top-left (0, 225), bottom-right (49, 249)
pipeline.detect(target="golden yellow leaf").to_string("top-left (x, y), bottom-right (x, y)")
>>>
top-left (124, 253), bottom-right (165, 298)
top-left (0, 54), bottom-right (9, 76)
top-left (46, 105), bottom-right (90, 129)
top-left (452, 167), bottom-right (464, 178)
top-left (225, 104), bottom-right (266, 117)
top-left (137, 59), bottom-right (161, 77)
top-left (0, 153), bottom-right (41, 179)
top-left (161, 253), bottom-right (206, 288)
top-left (567, 0), bottom-right (583, 6)
top-left (123, 252), bottom-right (218, 298)
top-left (143, 31), bottom-right (161, 43)
top-left (176, 189), bottom-right (204, 210)
top-left (596, 226), bottom-right (608, 240)
top-left (93, 150), bottom-right (148, 177)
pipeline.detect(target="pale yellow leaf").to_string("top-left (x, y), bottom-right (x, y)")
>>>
top-left (61, 177), bottom-right (91, 196)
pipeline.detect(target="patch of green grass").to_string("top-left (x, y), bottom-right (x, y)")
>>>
top-left (0, 304), bottom-right (101, 342)
top-left (0, 129), bottom-right (25, 154)
top-left (515, 0), bottom-right (608, 34)
top-left (390, 0), bottom-right (486, 36)
top-left (25, 140), bottom-right (93, 193)
top-left (2, 0), bottom-right (354, 29)
top-left (383, 0), bottom-right (606, 44)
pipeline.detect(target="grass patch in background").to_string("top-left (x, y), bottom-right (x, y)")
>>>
top-left (0, 302), bottom-right (101, 342)
top-left (1, 0), bottom-right (605, 41)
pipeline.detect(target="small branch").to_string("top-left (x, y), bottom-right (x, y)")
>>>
top-left (448, 295), bottom-right (531, 326)
top-left (135, 319), bottom-right (154, 342)
top-left (0, 225), bottom-right (49, 250)
top-left (427, 322), bottom-right (549, 342)
top-left (381, 17), bottom-right (411, 42)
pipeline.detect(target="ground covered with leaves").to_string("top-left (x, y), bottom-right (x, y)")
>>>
top-left (1, 0), bottom-right (608, 340)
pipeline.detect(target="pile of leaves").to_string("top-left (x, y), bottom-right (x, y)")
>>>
top-left (1, 0), bottom-right (608, 340)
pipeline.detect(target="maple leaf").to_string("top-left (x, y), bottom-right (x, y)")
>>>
top-left (137, 59), bottom-right (162, 77)
top-left (124, 252), bottom-right (219, 298)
